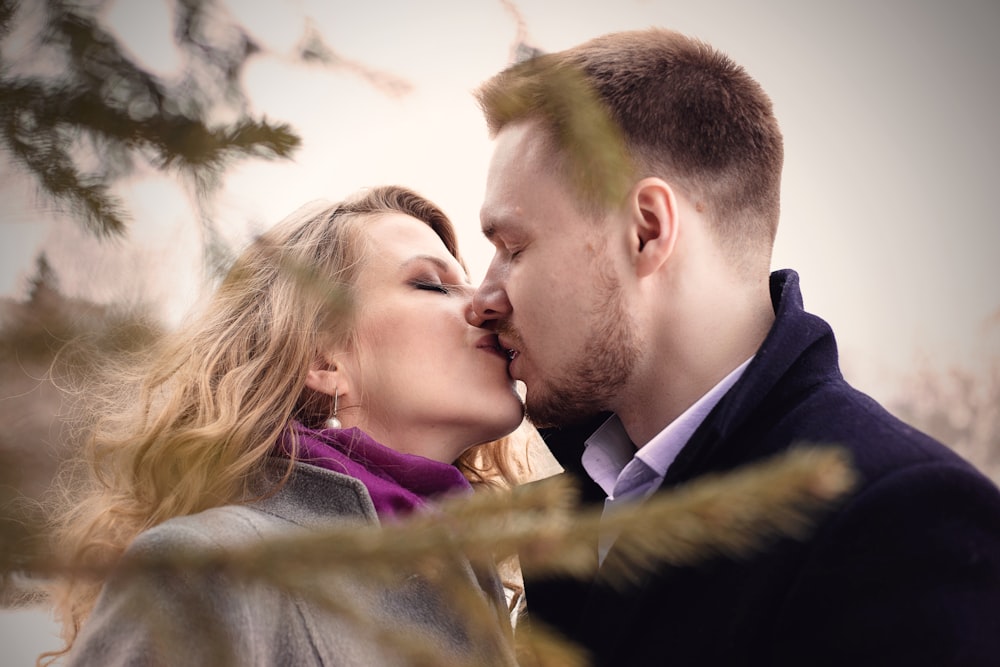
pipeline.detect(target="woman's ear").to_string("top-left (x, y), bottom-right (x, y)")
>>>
top-left (629, 177), bottom-right (679, 278)
top-left (304, 356), bottom-right (350, 398)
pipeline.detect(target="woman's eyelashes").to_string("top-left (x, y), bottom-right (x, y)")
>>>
top-left (410, 278), bottom-right (454, 294)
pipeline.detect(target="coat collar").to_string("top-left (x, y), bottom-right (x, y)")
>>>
top-left (662, 269), bottom-right (841, 485)
top-left (250, 459), bottom-right (380, 528)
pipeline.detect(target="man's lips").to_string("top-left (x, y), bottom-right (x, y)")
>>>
top-left (497, 335), bottom-right (520, 362)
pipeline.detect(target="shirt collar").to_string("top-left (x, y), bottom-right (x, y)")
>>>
top-left (582, 356), bottom-right (755, 499)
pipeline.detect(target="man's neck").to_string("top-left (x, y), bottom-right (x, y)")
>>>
top-left (615, 278), bottom-right (774, 448)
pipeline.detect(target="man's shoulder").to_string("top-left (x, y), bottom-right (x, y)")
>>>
top-left (773, 375), bottom-right (974, 475)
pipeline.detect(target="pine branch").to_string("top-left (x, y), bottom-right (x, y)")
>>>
top-left (0, 95), bottom-right (131, 237)
top-left (0, 0), bottom-right (301, 240)
top-left (480, 59), bottom-right (633, 210)
top-left (297, 23), bottom-right (413, 98)
top-left (595, 444), bottom-right (857, 586)
top-left (4, 444), bottom-right (854, 665)
top-left (17, 445), bottom-right (855, 588)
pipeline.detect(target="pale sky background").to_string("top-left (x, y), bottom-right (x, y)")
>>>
top-left (1, 1), bottom-right (999, 659)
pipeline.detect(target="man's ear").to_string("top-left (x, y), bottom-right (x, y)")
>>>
top-left (304, 356), bottom-right (350, 398)
top-left (629, 177), bottom-right (679, 278)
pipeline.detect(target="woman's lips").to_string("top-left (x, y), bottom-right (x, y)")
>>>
top-left (476, 334), bottom-right (509, 360)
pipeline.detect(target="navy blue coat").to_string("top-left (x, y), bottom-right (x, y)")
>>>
top-left (526, 270), bottom-right (1000, 666)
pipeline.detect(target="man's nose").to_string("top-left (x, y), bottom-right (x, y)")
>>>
top-left (467, 273), bottom-right (511, 328)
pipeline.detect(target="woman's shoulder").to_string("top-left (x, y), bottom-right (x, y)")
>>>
top-left (251, 458), bottom-right (379, 528)
top-left (125, 503), bottom-right (273, 558)
top-left (126, 460), bottom-right (376, 557)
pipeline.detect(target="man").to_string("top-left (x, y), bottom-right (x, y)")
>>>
top-left (468, 28), bottom-right (1000, 666)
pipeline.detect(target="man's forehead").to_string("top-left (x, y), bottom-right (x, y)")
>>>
top-left (491, 120), bottom-right (550, 166)
top-left (482, 128), bottom-right (546, 232)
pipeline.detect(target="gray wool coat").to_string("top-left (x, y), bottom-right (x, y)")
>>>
top-left (67, 460), bottom-right (516, 666)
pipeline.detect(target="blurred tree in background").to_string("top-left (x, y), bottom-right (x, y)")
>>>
top-left (889, 320), bottom-right (1000, 484)
top-left (0, 253), bottom-right (163, 610)
top-left (0, 254), bottom-right (162, 499)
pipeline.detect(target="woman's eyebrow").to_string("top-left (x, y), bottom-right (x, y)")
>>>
top-left (400, 254), bottom-right (450, 272)
top-left (399, 255), bottom-right (467, 282)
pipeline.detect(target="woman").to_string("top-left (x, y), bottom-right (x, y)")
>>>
top-left (42, 186), bottom-right (526, 666)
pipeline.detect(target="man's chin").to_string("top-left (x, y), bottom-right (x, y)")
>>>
top-left (524, 392), bottom-right (608, 431)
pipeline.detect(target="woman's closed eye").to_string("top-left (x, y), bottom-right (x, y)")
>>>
top-left (410, 279), bottom-right (454, 294)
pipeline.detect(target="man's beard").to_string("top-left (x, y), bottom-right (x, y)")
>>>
top-left (523, 263), bottom-right (640, 429)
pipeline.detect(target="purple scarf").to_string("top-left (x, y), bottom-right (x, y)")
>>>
top-left (278, 423), bottom-right (472, 520)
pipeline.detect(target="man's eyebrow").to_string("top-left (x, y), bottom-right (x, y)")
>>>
top-left (481, 215), bottom-right (518, 242)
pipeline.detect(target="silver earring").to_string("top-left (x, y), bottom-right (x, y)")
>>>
top-left (325, 392), bottom-right (342, 430)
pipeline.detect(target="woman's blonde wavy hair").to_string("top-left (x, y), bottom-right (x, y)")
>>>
top-left (42, 185), bottom-right (523, 659)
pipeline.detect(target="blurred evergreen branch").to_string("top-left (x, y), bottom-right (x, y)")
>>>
top-left (478, 56), bottom-right (633, 212)
top-left (5, 444), bottom-right (855, 665)
top-left (506, 445), bottom-right (855, 587)
top-left (297, 21), bottom-right (412, 98)
top-left (0, 0), bottom-right (300, 240)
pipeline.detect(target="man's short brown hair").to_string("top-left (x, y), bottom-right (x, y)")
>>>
top-left (476, 28), bottom-right (784, 263)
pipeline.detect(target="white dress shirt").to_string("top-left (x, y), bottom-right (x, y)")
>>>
top-left (582, 357), bottom-right (754, 563)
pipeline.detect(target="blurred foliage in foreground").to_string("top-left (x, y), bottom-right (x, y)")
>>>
top-left (0, 0), bottom-right (299, 247)
top-left (5, 439), bottom-right (855, 666)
